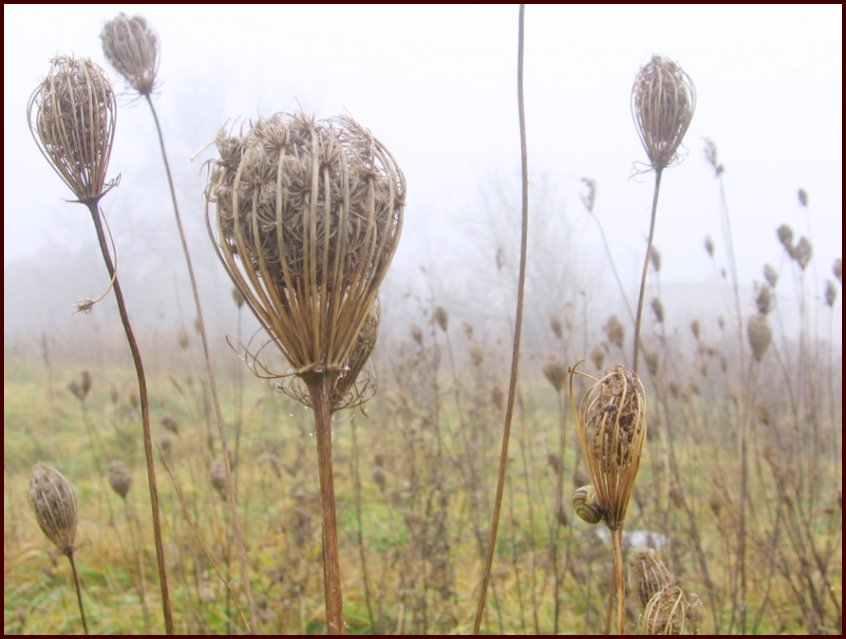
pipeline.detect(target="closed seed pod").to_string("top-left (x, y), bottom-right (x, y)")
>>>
top-left (27, 463), bottom-right (79, 556)
top-left (101, 14), bottom-right (159, 96)
top-left (108, 460), bottom-right (132, 499)
top-left (629, 547), bottom-right (674, 608)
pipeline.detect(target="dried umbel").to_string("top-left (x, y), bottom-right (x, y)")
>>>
top-left (632, 55), bottom-right (696, 170)
top-left (747, 313), bottom-right (772, 362)
top-left (28, 56), bottom-right (117, 204)
top-left (206, 112), bottom-right (404, 383)
top-left (571, 364), bottom-right (647, 530)
top-left (27, 463), bottom-right (79, 556)
top-left (824, 280), bottom-right (837, 307)
top-left (433, 306), bottom-right (449, 333)
top-left (642, 586), bottom-right (702, 635)
top-left (755, 284), bottom-right (773, 316)
top-left (776, 224), bottom-right (794, 253)
top-left (792, 236), bottom-right (812, 270)
top-left (108, 460), bottom-right (132, 499)
top-left (629, 547), bottom-right (674, 608)
top-left (101, 14), bottom-right (159, 95)
top-left (549, 314), bottom-right (563, 338)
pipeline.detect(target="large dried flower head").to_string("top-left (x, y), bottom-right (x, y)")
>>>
top-left (632, 55), bottom-right (696, 170)
top-left (629, 547), bottom-right (675, 608)
top-left (604, 315), bottom-right (625, 349)
top-left (28, 56), bottom-right (117, 204)
top-left (763, 264), bottom-right (778, 288)
top-left (101, 14), bottom-right (159, 95)
top-left (27, 463), bottom-right (79, 556)
top-left (747, 314), bottom-right (772, 362)
top-left (107, 460), bottom-right (132, 499)
top-left (570, 363), bottom-right (647, 530)
top-left (792, 237), bottom-right (812, 271)
top-left (642, 586), bottom-right (702, 635)
top-left (207, 112), bottom-right (404, 388)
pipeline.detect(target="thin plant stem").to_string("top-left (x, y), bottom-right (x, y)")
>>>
top-left (305, 374), bottom-right (345, 635)
top-left (350, 417), bottom-right (377, 633)
top-left (611, 528), bottom-right (625, 635)
top-left (474, 5), bottom-right (528, 632)
top-left (632, 168), bottom-right (663, 372)
top-left (143, 94), bottom-right (257, 633)
top-left (67, 552), bottom-right (89, 635)
top-left (85, 201), bottom-right (173, 634)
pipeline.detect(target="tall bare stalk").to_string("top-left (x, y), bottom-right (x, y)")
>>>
top-left (27, 56), bottom-right (173, 634)
top-left (473, 5), bottom-right (529, 633)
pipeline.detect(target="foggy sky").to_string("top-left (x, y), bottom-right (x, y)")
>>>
top-left (4, 5), bottom-right (843, 340)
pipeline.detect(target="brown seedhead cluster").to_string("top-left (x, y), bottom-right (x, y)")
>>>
top-left (101, 14), bottom-right (159, 95)
top-left (629, 547), bottom-right (674, 608)
top-left (108, 460), bottom-right (132, 499)
top-left (27, 56), bottom-right (117, 204)
top-left (27, 463), bottom-right (79, 556)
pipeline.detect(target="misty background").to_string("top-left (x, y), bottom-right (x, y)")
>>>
top-left (4, 5), bottom-right (842, 372)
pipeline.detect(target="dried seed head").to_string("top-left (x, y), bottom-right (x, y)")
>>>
top-left (629, 547), bottom-right (675, 608)
top-left (651, 298), bottom-right (665, 324)
top-left (650, 247), bottom-right (662, 272)
top-left (642, 586), bottom-right (702, 635)
top-left (644, 349), bottom-right (660, 377)
top-left (67, 380), bottom-right (85, 403)
top-left (703, 138), bottom-right (724, 176)
top-left (834, 258), bottom-right (842, 283)
top-left (469, 342), bottom-right (485, 367)
top-left (763, 264), bottom-right (778, 288)
top-left (433, 306), bottom-right (449, 333)
top-left (491, 386), bottom-right (504, 410)
top-left (543, 356), bottom-right (566, 392)
top-left (232, 286), bottom-right (245, 309)
top-left (591, 344), bottom-right (606, 371)
top-left (80, 371), bottom-right (93, 399)
top-left (571, 364), bottom-right (647, 530)
top-left (27, 463), bottom-right (79, 556)
top-left (755, 284), bottom-right (773, 316)
top-left (776, 224), bottom-right (794, 252)
top-left (704, 236), bottom-right (714, 258)
top-left (792, 237), bottom-right (812, 270)
top-left (160, 415), bottom-right (179, 435)
top-left (632, 55), bottom-right (696, 170)
top-left (28, 56), bottom-right (117, 203)
top-left (690, 320), bottom-right (700, 340)
top-left (747, 314), bottom-right (772, 362)
top-left (207, 112), bottom-right (404, 384)
top-left (158, 437), bottom-right (174, 465)
top-left (824, 280), bottom-right (837, 307)
top-left (410, 324), bottom-right (424, 346)
top-left (178, 328), bottom-right (190, 350)
top-left (604, 315), bottom-right (625, 349)
top-left (209, 458), bottom-right (227, 498)
top-left (101, 14), bottom-right (159, 95)
top-left (797, 188), bottom-right (808, 208)
top-left (549, 314), bottom-right (563, 339)
top-left (107, 460), bottom-right (132, 499)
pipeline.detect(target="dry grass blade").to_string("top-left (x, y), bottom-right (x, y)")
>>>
top-left (27, 56), bottom-right (117, 204)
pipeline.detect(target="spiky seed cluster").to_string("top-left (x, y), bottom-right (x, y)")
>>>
top-left (27, 463), bottom-right (79, 556)
top-left (108, 460), bottom-right (132, 499)
top-left (101, 14), bottom-right (159, 95)
top-left (207, 112), bottom-right (404, 385)
top-left (629, 547), bottom-right (674, 608)
top-left (278, 298), bottom-right (381, 411)
top-left (642, 586), bottom-right (702, 635)
top-left (747, 314), bottom-right (772, 362)
top-left (571, 364), bottom-right (647, 530)
top-left (632, 55), bottom-right (696, 170)
top-left (28, 56), bottom-right (117, 203)
top-left (543, 355), bottom-right (566, 392)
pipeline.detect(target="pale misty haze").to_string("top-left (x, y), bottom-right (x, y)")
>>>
top-left (3, 4), bottom-right (842, 352)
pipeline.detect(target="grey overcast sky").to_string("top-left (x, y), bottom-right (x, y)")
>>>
top-left (4, 4), bottom-right (842, 297)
